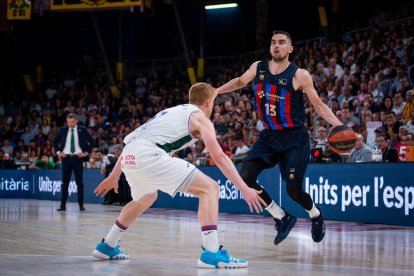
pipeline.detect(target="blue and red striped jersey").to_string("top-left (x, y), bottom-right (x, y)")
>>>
top-left (253, 60), bottom-right (305, 130)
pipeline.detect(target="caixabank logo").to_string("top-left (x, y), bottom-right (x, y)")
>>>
top-left (177, 178), bottom-right (243, 201)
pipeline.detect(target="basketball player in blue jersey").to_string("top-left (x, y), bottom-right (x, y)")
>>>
top-left (215, 31), bottom-right (343, 245)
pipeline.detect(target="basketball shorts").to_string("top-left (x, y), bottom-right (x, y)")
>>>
top-left (121, 139), bottom-right (199, 201)
top-left (244, 126), bottom-right (310, 182)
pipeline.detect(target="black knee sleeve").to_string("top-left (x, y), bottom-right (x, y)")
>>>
top-left (240, 159), bottom-right (273, 205)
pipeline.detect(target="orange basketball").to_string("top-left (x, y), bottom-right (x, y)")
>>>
top-left (327, 125), bottom-right (357, 154)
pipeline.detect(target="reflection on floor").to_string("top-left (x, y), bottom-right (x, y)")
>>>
top-left (0, 199), bottom-right (412, 275)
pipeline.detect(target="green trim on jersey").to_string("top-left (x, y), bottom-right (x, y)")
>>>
top-left (156, 135), bottom-right (192, 153)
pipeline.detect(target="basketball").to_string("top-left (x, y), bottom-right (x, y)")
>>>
top-left (327, 125), bottom-right (357, 154)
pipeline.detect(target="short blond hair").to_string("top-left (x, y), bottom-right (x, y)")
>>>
top-left (189, 82), bottom-right (215, 105)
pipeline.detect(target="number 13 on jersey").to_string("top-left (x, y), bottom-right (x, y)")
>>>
top-left (265, 103), bottom-right (276, 116)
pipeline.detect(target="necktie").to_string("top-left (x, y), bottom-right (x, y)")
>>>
top-left (70, 128), bottom-right (75, 154)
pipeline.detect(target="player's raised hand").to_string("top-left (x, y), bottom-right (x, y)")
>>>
top-left (94, 175), bottom-right (119, 197)
top-left (240, 187), bottom-right (267, 213)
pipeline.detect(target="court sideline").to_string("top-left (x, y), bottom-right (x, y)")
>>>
top-left (0, 199), bottom-right (412, 275)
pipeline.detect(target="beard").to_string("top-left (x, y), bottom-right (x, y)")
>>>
top-left (271, 52), bottom-right (288, 62)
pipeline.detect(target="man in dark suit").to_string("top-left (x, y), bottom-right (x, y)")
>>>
top-left (53, 113), bottom-right (95, 211)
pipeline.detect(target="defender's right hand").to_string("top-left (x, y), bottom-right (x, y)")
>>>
top-left (94, 176), bottom-right (119, 197)
top-left (241, 187), bottom-right (267, 213)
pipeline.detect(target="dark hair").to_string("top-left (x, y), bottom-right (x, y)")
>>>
top-left (272, 30), bottom-right (292, 44)
top-left (381, 96), bottom-right (393, 110)
top-left (66, 113), bottom-right (78, 120)
top-left (385, 111), bottom-right (396, 117)
top-left (376, 133), bottom-right (387, 140)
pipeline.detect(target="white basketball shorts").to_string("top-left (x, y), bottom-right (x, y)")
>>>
top-left (121, 139), bottom-right (199, 201)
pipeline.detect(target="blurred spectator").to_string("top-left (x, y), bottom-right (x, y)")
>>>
top-left (45, 84), bottom-right (57, 100)
top-left (135, 81), bottom-right (147, 99)
top-left (42, 139), bottom-right (54, 156)
top-left (377, 68), bottom-right (395, 98)
top-left (375, 133), bottom-right (398, 162)
top-left (328, 57), bottom-right (345, 79)
top-left (402, 89), bottom-right (414, 123)
top-left (391, 91), bottom-right (406, 120)
top-left (381, 96), bottom-right (393, 113)
top-left (194, 141), bottom-right (210, 166)
top-left (0, 153), bottom-right (16, 169)
top-left (231, 139), bottom-right (250, 164)
top-left (1, 139), bottom-right (14, 156)
top-left (347, 134), bottom-right (373, 163)
top-left (318, 144), bottom-right (343, 163)
top-left (15, 139), bottom-right (28, 153)
top-left (406, 108), bottom-right (414, 134)
top-left (371, 79), bottom-right (383, 106)
top-left (362, 93), bottom-right (381, 113)
top-left (396, 76), bottom-right (412, 97)
top-left (401, 133), bottom-right (413, 146)
top-left (216, 135), bottom-right (230, 154)
top-left (339, 84), bottom-right (354, 108)
top-left (33, 128), bottom-right (47, 149)
top-left (28, 140), bottom-right (40, 158)
top-left (314, 127), bottom-right (328, 152)
top-left (397, 132), bottom-right (414, 162)
top-left (342, 107), bottom-right (360, 131)
top-left (384, 112), bottom-right (403, 144)
top-left (329, 97), bottom-right (340, 114)
top-left (359, 109), bottom-right (373, 126)
top-left (41, 119), bottom-right (51, 136)
top-left (14, 152), bottom-right (32, 170)
top-left (29, 154), bottom-right (55, 169)
top-left (87, 149), bottom-right (109, 169)
top-left (21, 126), bottom-right (35, 145)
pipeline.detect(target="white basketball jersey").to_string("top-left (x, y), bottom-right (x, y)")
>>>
top-left (123, 104), bottom-right (200, 155)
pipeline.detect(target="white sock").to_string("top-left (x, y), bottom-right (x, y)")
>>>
top-left (104, 220), bottom-right (127, 247)
top-left (202, 230), bottom-right (219, 253)
top-left (307, 203), bottom-right (321, 219)
top-left (265, 200), bottom-right (285, 219)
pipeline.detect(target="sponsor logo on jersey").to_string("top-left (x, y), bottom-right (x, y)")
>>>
top-left (257, 90), bottom-right (265, 98)
top-left (278, 78), bottom-right (287, 85)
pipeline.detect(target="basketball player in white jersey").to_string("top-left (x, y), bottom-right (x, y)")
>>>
top-left (92, 82), bottom-right (266, 268)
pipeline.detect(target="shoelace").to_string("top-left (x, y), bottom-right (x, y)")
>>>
top-left (115, 240), bottom-right (122, 248)
top-left (275, 218), bottom-right (284, 231)
top-left (219, 246), bottom-right (230, 259)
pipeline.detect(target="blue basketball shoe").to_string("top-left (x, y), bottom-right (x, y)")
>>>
top-left (197, 246), bottom-right (248, 269)
top-left (92, 239), bottom-right (129, 260)
top-left (273, 212), bottom-right (297, 245)
top-left (311, 206), bottom-right (326, 242)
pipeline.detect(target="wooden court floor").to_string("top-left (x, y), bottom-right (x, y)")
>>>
top-left (0, 199), bottom-right (413, 276)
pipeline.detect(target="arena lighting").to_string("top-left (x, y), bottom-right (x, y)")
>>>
top-left (205, 3), bottom-right (238, 10)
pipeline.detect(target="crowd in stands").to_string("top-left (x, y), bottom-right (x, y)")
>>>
top-left (1, 16), bottom-right (414, 172)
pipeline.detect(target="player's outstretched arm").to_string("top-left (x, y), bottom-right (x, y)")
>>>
top-left (215, 61), bottom-right (259, 95)
top-left (298, 69), bottom-right (342, 127)
top-left (94, 156), bottom-right (122, 196)
top-left (192, 113), bottom-right (267, 213)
